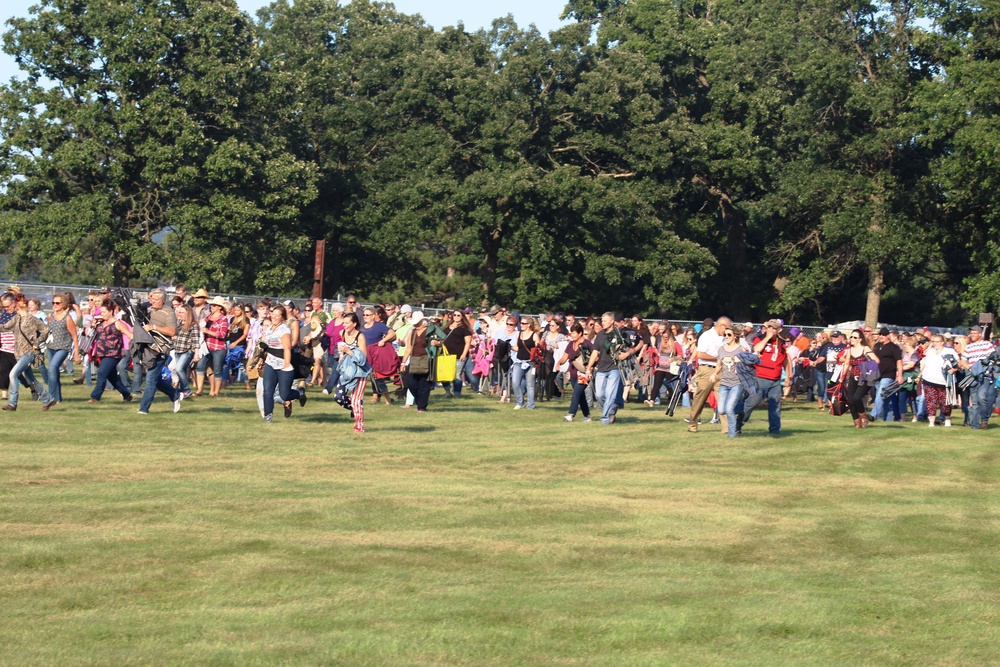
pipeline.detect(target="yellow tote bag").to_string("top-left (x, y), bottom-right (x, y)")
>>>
top-left (435, 353), bottom-right (457, 383)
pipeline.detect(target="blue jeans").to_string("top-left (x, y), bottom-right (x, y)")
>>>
top-left (814, 369), bottom-right (829, 404)
top-left (324, 358), bottom-right (341, 394)
top-left (262, 365), bottom-right (300, 418)
top-left (717, 384), bottom-right (743, 438)
top-left (460, 356), bottom-right (479, 393)
top-left (131, 353), bottom-right (145, 395)
top-left (117, 355), bottom-right (131, 388)
top-left (744, 377), bottom-right (783, 434)
top-left (567, 378), bottom-right (590, 418)
top-left (173, 350), bottom-right (193, 394)
top-left (46, 348), bottom-right (69, 403)
top-left (91, 357), bottom-right (131, 401)
top-left (872, 377), bottom-right (901, 421)
top-left (970, 380), bottom-right (998, 429)
top-left (9, 353), bottom-right (54, 407)
top-left (594, 368), bottom-right (622, 423)
top-left (139, 356), bottom-right (179, 412)
top-left (512, 362), bottom-right (536, 408)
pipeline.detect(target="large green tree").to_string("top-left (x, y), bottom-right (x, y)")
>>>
top-left (0, 0), bottom-right (314, 292)
top-left (917, 0), bottom-right (1000, 316)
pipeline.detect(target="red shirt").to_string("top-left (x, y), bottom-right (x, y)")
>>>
top-left (204, 315), bottom-right (229, 352)
top-left (753, 335), bottom-right (789, 381)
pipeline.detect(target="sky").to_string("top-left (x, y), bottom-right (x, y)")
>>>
top-left (0, 0), bottom-right (570, 84)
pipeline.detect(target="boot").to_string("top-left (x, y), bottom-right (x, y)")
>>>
top-left (719, 413), bottom-right (728, 434)
top-left (853, 417), bottom-right (861, 428)
top-left (860, 414), bottom-right (869, 428)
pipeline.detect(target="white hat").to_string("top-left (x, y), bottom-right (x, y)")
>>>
top-left (399, 304), bottom-right (412, 314)
top-left (209, 296), bottom-right (229, 311)
top-left (409, 310), bottom-right (425, 325)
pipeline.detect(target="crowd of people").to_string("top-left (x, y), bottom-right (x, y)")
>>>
top-left (2, 284), bottom-right (998, 435)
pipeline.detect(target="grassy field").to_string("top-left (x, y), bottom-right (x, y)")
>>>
top-left (1, 382), bottom-right (998, 666)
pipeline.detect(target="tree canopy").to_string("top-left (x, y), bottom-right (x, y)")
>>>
top-left (2, 0), bottom-right (998, 324)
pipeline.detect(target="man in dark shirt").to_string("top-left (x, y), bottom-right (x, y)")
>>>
top-left (872, 327), bottom-right (903, 422)
top-left (814, 331), bottom-right (848, 408)
top-left (585, 312), bottom-right (626, 425)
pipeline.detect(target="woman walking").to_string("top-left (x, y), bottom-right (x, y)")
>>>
top-left (361, 306), bottom-right (396, 404)
top-left (542, 318), bottom-right (567, 400)
top-left (198, 296), bottom-right (230, 397)
top-left (709, 324), bottom-right (747, 437)
top-left (560, 323), bottom-right (593, 422)
top-left (512, 316), bottom-right (540, 410)
top-left (45, 294), bottom-right (80, 404)
top-left (919, 334), bottom-right (956, 427)
top-left (87, 298), bottom-right (133, 403)
top-left (442, 309), bottom-right (473, 397)
top-left (226, 303), bottom-right (249, 387)
top-left (172, 304), bottom-right (198, 398)
top-left (0, 291), bottom-right (56, 411)
top-left (646, 325), bottom-right (683, 407)
top-left (260, 305), bottom-right (306, 422)
top-left (401, 311), bottom-right (438, 412)
top-left (336, 312), bottom-right (369, 432)
top-left (839, 328), bottom-right (879, 428)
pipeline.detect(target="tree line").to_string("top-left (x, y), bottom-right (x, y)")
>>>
top-left (1, 0), bottom-right (997, 325)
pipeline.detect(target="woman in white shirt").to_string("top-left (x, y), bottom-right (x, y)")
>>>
top-left (261, 305), bottom-right (307, 422)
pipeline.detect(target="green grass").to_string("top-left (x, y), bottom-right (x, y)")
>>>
top-left (2, 383), bottom-right (998, 665)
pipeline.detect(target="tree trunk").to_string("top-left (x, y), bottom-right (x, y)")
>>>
top-left (865, 265), bottom-right (884, 329)
top-left (113, 253), bottom-right (132, 287)
top-left (720, 195), bottom-right (748, 318)
top-left (480, 234), bottom-right (501, 299)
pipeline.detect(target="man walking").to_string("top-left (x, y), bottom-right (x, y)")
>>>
top-left (744, 319), bottom-right (792, 435)
top-left (586, 312), bottom-right (625, 425)
top-left (136, 288), bottom-right (183, 414)
top-left (871, 327), bottom-right (903, 422)
top-left (686, 316), bottom-right (730, 432)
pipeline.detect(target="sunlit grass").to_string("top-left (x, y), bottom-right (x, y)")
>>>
top-left (1, 383), bottom-right (997, 665)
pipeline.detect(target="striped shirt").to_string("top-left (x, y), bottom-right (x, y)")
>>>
top-left (963, 340), bottom-right (995, 365)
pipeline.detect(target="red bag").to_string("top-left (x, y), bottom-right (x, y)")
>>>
top-left (368, 342), bottom-right (400, 378)
top-left (827, 382), bottom-right (847, 416)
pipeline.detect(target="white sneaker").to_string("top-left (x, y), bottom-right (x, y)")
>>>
top-left (911, 416), bottom-right (918, 423)
top-left (173, 398), bottom-right (182, 413)
top-left (928, 421), bottom-right (935, 427)
top-left (583, 417), bottom-right (591, 422)
top-left (944, 419), bottom-right (952, 427)
top-left (513, 404), bottom-right (522, 410)
top-left (322, 388), bottom-right (330, 396)
top-left (564, 415), bottom-right (573, 422)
